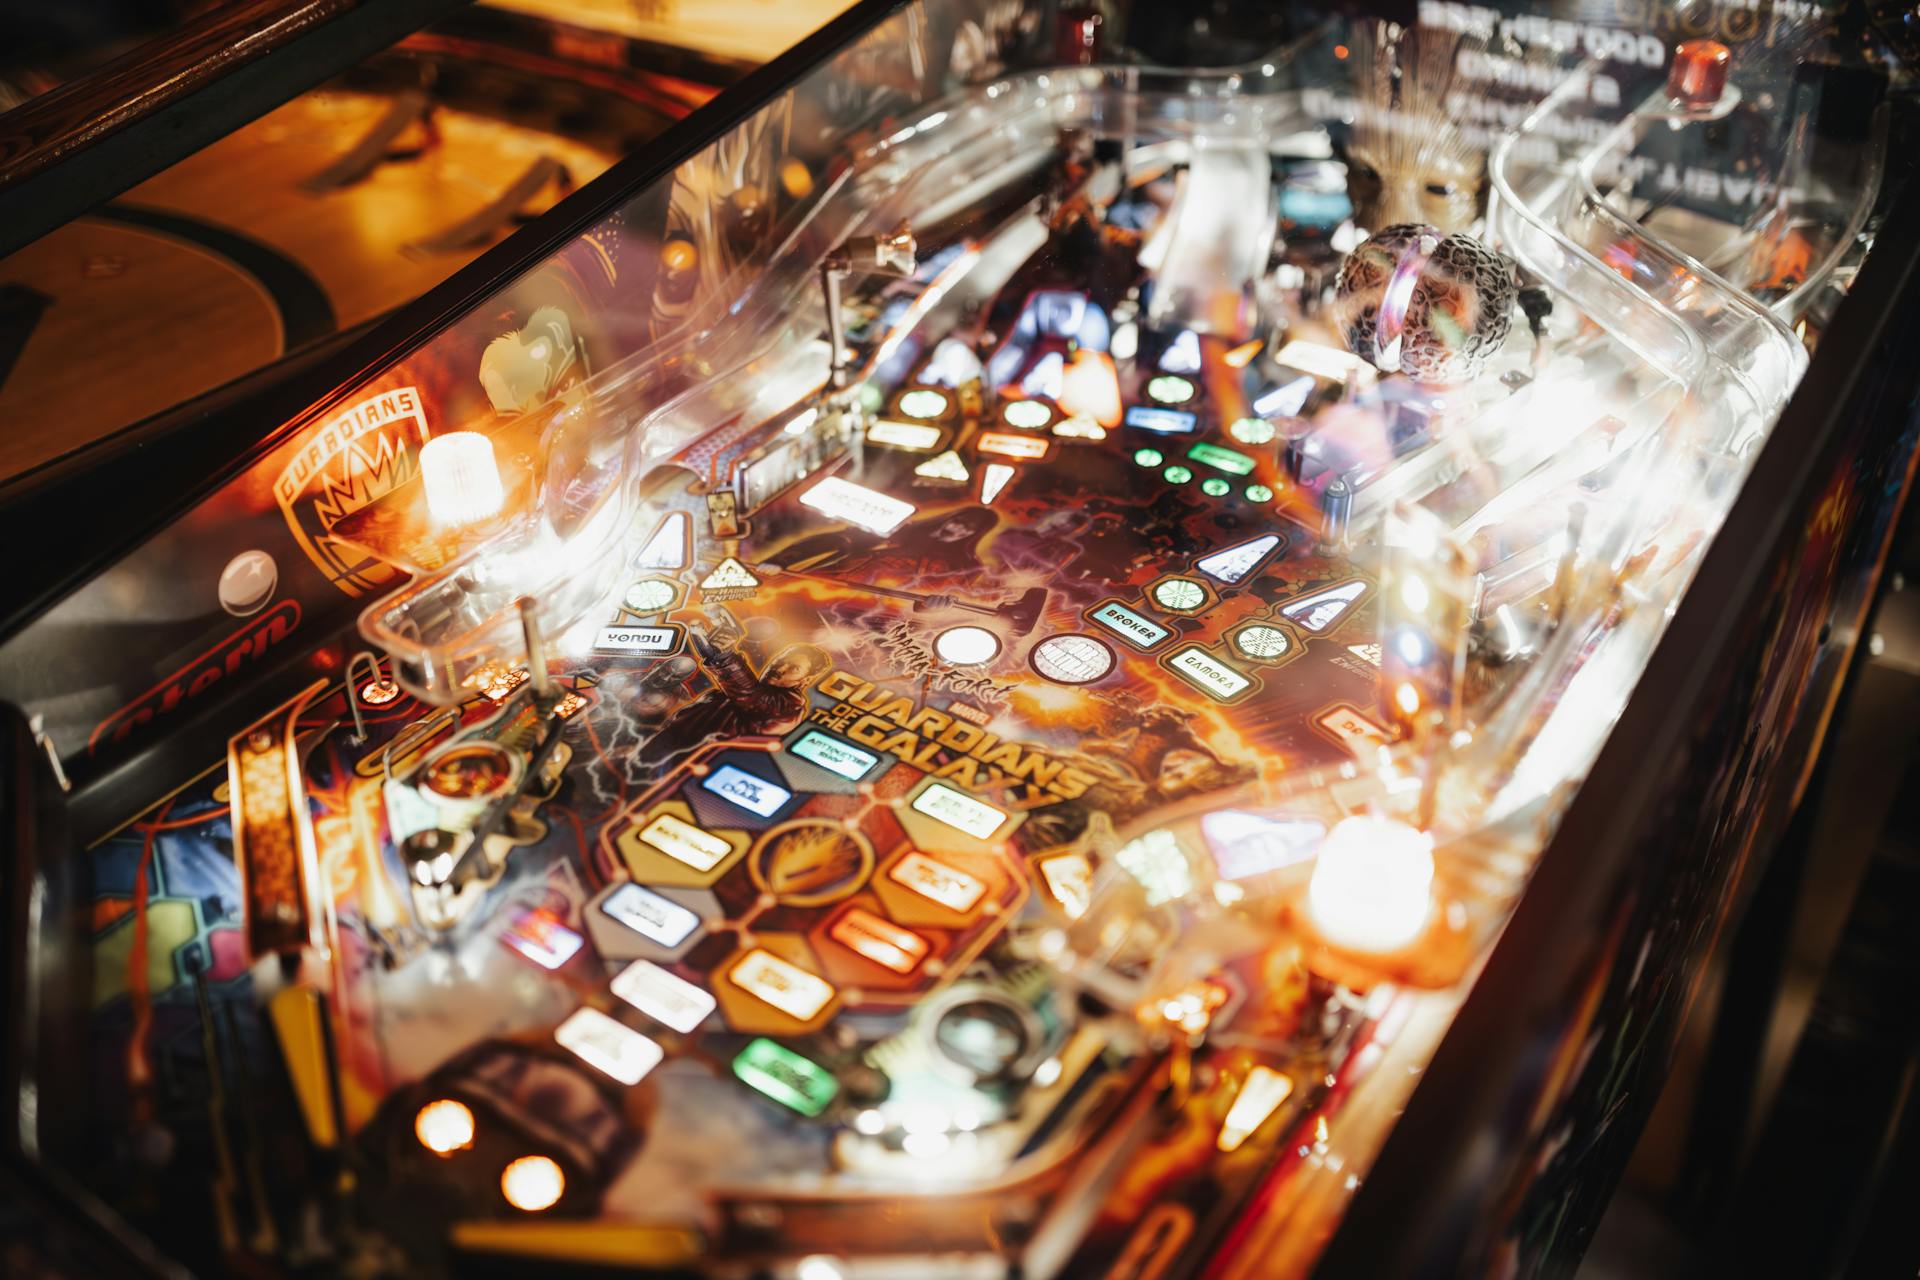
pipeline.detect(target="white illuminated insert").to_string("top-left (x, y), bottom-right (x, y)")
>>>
top-left (1275, 339), bottom-right (1375, 385)
top-left (636, 511), bottom-right (691, 568)
top-left (897, 389), bottom-right (949, 419)
top-left (1217, 1066), bottom-right (1294, 1153)
top-left (1307, 815), bottom-right (1435, 953)
top-left (699, 558), bottom-right (759, 591)
top-left (1166, 646), bottom-right (1252, 701)
top-left (910, 783), bottom-right (1006, 840)
top-left (868, 420), bottom-right (943, 450)
top-left (600, 882), bottom-right (701, 946)
top-left (980, 463), bottom-right (1015, 505)
top-left (915, 450), bottom-right (970, 482)
top-left (612, 959), bottom-right (716, 1032)
top-left (801, 476), bottom-right (915, 535)
top-left (977, 432), bottom-right (1048, 460)
top-left (1051, 414), bottom-right (1106, 440)
top-left (1197, 534), bottom-right (1281, 585)
top-left (729, 948), bottom-right (835, 1019)
top-left (555, 1007), bottom-right (664, 1086)
top-left (888, 851), bottom-right (986, 911)
top-left (934, 625), bottom-right (1000, 666)
top-left (419, 431), bottom-right (504, 527)
top-left (1002, 399), bottom-right (1053, 429)
top-left (638, 812), bottom-right (731, 871)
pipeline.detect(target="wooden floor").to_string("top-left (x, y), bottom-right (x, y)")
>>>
top-left (488, 0), bottom-right (854, 64)
top-left (0, 88), bottom-right (617, 480)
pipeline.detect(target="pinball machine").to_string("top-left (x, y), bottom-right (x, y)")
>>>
top-left (3, 1), bottom-right (1919, 1277)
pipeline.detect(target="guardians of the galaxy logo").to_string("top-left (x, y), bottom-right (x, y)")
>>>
top-left (811, 668), bottom-right (1096, 806)
top-left (274, 387), bottom-right (430, 596)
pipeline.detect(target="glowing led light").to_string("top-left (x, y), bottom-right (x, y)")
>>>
top-left (1401, 575), bottom-right (1431, 612)
top-left (1002, 399), bottom-right (1053, 429)
top-left (1233, 624), bottom-right (1291, 659)
top-left (1197, 534), bottom-right (1281, 584)
top-left (1059, 349), bottom-right (1123, 426)
top-left (903, 1131), bottom-right (950, 1157)
top-left (419, 431), bottom-right (504, 527)
top-left (1166, 645), bottom-right (1253, 701)
top-left (1163, 465), bottom-right (1193, 484)
top-left (612, 959), bottom-right (716, 1032)
top-left (1110, 321), bottom-right (1139, 361)
top-left (1230, 417), bottom-right (1278, 445)
top-left (1246, 484), bottom-right (1275, 502)
top-left (1394, 682), bottom-right (1422, 716)
top-left (1152, 577), bottom-right (1207, 611)
top-left (637, 511), bottom-right (691, 569)
top-left (699, 558), bottom-right (760, 592)
top-left (729, 948), bottom-right (835, 1019)
top-left (788, 729), bottom-right (880, 781)
top-left (1276, 340), bottom-right (1373, 384)
top-left (1218, 1066), bottom-right (1294, 1153)
top-left (797, 1257), bottom-right (847, 1280)
top-left (733, 1038), bottom-right (839, 1115)
top-left (1038, 852), bottom-right (1094, 918)
top-left (1201, 477), bottom-right (1231, 497)
top-left (1307, 815), bottom-right (1435, 953)
top-left (624, 579), bottom-right (677, 612)
top-left (1051, 414), bottom-right (1106, 440)
top-left (977, 432), bottom-right (1048, 460)
top-left (854, 1109), bottom-right (886, 1135)
top-left (1188, 441), bottom-right (1256, 475)
top-left (1133, 447), bottom-right (1164, 467)
top-left (911, 783), bottom-right (1007, 840)
top-left (555, 1007), bottom-right (664, 1085)
top-left (897, 389), bottom-right (950, 419)
top-left (1021, 351), bottom-right (1066, 399)
top-left (1115, 829), bottom-right (1193, 905)
top-left (783, 408), bottom-right (819, 435)
top-left (501, 1155), bottom-right (565, 1212)
top-left (701, 765), bottom-right (792, 818)
top-left (1279, 580), bottom-right (1369, 633)
top-left (600, 882), bottom-right (701, 948)
top-left (1146, 375), bottom-right (1196, 405)
top-left (889, 851), bottom-right (986, 911)
top-left (1160, 329), bottom-right (1203, 374)
top-left (1030, 634), bottom-right (1115, 685)
top-left (1223, 338), bottom-right (1264, 368)
top-left (637, 812), bottom-right (732, 871)
top-left (829, 907), bottom-right (929, 974)
top-left (934, 625), bottom-right (1001, 666)
top-left (868, 420), bottom-right (942, 450)
top-left (980, 463), bottom-right (1015, 505)
top-left (415, 1099), bottom-right (475, 1155)
top-left (360, 678), bottom-right (400, 705)
top-left (1126, 406), bottom-right (1198, 434)
top-left (914, 450), bottom-right (970, 482)
top-left (801, 477), bottom-right (915, 535)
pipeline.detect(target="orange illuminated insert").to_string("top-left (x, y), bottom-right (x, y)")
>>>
top-left (829, 907), bottom-right (930, 974)
top-left (976, 432), bottom-right (1049, 460)
top-left (728, 948), bottom-right (835, 1019)
top-left (887, 851), bottom-right (986, 912)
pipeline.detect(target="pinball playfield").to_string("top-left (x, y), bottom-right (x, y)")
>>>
top-left (2, 2), bottom-right (1910, 1277)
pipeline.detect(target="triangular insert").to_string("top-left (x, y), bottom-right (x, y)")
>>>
top-left (1196, 534), bottom-right (1282, 585)
top-left (914, 450), bottom-right (970, 482)
top-left (1277, 579), bottom-right (1369, 633)
top-left (637, 511), bottom-right (691, 570)
top-left (700, 557), bottom-right (759, 591)
top-left (980, 463), bottom-right (1015, 505)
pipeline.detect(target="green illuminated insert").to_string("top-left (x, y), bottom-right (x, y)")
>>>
top-left (1163, 465), bottom-right (1193, 484)
top-left (1146, 375), bottom-right (1196, 405)
top-left (733, 1038), bottom-right (839, 1117)
top-left (1187, 442), bottom-right (1255, 475)
top-left (1230, 417), bottom-right (1278, 445)
top-left (1200, 477), bottom-right (1231, 497)
top-left (1245, 484), bottom-right (1275, 502)
top-left (1133, 447), bottom-right (1164, 467)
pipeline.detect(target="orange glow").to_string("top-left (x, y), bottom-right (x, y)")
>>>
top-left (662, 239), bottom-right (698, 272)
top-left (1223, 338), bottom-right (1264, 369)
top-left (1334, 44), bottom-right (1349, 59)
top-left (1059, 349), bottom-right (1123, 427)
top-left (501, 1155), bottom-right (565, 1212)
top-left (415, 1099), bottom-right (475, 1155)
top-left (829, 907), bottom-right (930, 974)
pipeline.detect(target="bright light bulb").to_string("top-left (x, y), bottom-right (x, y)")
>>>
top-left (1307, 815), bottom-right (1434, 953)
top-left (420, 431), bottom-right (504, 527)
top-left (501, 1154), bottom-right (565, 1212)
top-left (414, 1098), bottom-right (474, 1155)
top-left (1059, 350), bottom-right (1123, 427)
